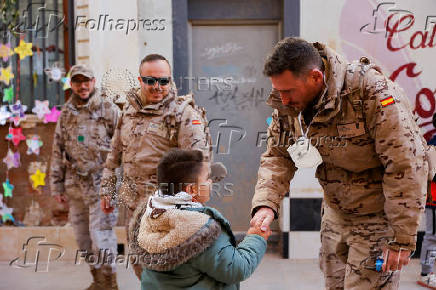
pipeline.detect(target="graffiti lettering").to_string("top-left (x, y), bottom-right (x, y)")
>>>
top-left (386, 14), bottom-right (436, 51)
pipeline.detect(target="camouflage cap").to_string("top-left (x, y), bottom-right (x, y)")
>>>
top-left (69, 64), bottom-right (94, 79)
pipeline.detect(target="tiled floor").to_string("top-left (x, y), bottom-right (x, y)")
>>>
top-left (0, 254), bottom-right (426, 290)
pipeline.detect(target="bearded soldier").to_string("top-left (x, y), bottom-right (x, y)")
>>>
top-left (50, 64), bottom-right (120, 290)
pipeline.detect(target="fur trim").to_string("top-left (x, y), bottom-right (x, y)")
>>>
top-left (128, 202), bottom-right (222, 271)
top-left (142, 220), bottom-right (221, 271)
top-left (138, 209), bottom-right (210, 254)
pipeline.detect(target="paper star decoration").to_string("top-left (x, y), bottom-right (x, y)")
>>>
top-left (9, 100), bottom-right (27, 126)
top-left (44, 106), bottom-right (61, 123)
top-left (3, 149), bottom-right (20, 169)
top-left (0, 66), bottom-right (14, 85)
top-left (14, 40), bottom-right (33, 60)
top-left (32, 100), bottom-right (50, 120)
top-left (33, 72), bottom-right (38, 87)
top-left (44, 62), bottom-right (65, 82)
top-left (61, 71), bottom-right (71, 90)
top-left (0, 43), bottom-right (13, 62)
top-left (2, 86), bottom-right (14, 103)
top-left (0, 194), bottom-right (14, 223)
top-left (6, 127), bottom-right (26, 146)
top-left (30, 169), bottom-right (46, 189)
top-left (2, 179), bottom-right (14, 197)
top-left (26, 135), bottom-right (43, 155)
top-left (0, 106), bottom-right (11, 125)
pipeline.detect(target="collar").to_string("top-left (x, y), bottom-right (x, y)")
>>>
top-left (126, 88), bottom-right (176, 116)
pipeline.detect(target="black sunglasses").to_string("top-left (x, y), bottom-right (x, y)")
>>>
top-left (140, 76), bottom-right (171, 86)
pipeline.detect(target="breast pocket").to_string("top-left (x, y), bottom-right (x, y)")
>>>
top-left (329, 124), bottom-right (381, 172)
top-left (147, 122), bottom-right (169, 139)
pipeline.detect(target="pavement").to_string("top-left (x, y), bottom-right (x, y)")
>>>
top-left (0, 254), bottom-right (427, 290)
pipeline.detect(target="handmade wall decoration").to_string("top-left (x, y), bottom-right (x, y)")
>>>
top-left (30, 169), bottom-right (46, 189)
top-left (0, 106), bottom-right (11, 125)
top-left (9, 100), bottom-right (27, 126)
top-left (0, 66), bottom-right (14, 86)
top-left (0, 42), bottom-right (13, 62)
top-left (13, 39), bottom-right (33, 60)
top-left (6, 127), bottom-right (26, 146)
top-left (2, 179), bottom-right (14, 197)
top-left (26, 135), bottom-right (43, 155)
top-left (43, 106), bottom-right (61, 123)
top-left (32, 100), bottom-right (50, 120)
top-left (0, 194), bottom-right (14, 223)
top-left (2, 149), bottom-right (20, 170)
top-left (61, 72), bottom-right (71, 91)
top-left (2, 86), bottom-right (14, 103)
top-left (44, 62), bottom-right (65, 82)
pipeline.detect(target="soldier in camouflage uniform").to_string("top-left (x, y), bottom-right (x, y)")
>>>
top-left (99, 54), bottom-right (212, 280)
top-left (50, 65), bottom-right (120, 290)
top-left (250, 37), bottom-right (428, 289)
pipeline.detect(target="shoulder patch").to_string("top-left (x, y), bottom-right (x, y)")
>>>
top-left (380, 96), bottom-right (395, 107)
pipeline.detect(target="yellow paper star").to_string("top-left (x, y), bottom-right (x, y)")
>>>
top-left (0, 66), bottom-right (14, 85)
top-left (30, 169), bottom-right (46, 189)
top-left (14, 40), bottom-right (33, 60)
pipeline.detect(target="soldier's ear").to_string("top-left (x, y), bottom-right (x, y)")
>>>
top-left (309, 69), bottom-right (324, 83)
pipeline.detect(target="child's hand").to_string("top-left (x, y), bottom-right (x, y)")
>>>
top-left (247, 225), bottom-right (272, 241)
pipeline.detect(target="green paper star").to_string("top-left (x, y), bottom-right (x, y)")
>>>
top-left (2, 86), bottom-right (14, 103)
top-left (2, 179), bottom-right (14, 197)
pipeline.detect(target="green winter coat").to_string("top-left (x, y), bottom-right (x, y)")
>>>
top-left (129, 203), bottom-right (267, 290)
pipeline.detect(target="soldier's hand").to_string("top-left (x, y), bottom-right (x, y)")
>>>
top-left (54, 194), bottom-right (67, 203)
top-left (101, 196), bottom-right (114, 214)
top-left (247, 225), bottom-right (272, 241)
top-left (250, 207), bottom-right (275, 232)
top-left (382, 248), bottom-right (411, 272)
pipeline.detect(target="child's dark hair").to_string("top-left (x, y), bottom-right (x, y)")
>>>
top-left (157, 149), bottom-right (205, 195)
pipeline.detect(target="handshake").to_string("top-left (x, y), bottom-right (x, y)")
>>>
top-left (247, 207), bottom-right (275, 241)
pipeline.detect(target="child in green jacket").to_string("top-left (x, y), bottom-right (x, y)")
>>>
top-left (129, 149), bottom-right (270, 290)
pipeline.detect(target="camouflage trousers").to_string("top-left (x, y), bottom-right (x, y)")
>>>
top-left (319, 206), bottom-right (400, 289)
top-left (69, 197), bottom-right (119, 274)
top-left (420, 207), bottom-right (436, 274)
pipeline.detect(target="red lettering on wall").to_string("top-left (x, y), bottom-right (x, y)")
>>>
top-left (386, 14), bottom-right (415, 51)
top-left (389, 62), bottom-right (422, 82)
top-left (386, 13), bottom-right (436, 51)
top-left (416, 88), bottom-right (436, 119)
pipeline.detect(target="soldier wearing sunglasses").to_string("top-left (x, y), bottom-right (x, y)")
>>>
top-left (99, 54), bottom-right (212, 280)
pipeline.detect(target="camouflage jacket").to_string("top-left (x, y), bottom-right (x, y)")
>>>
top-left (49, 90), bottom-right (120, 201)
top-left (100, 88), bottom-right (212, 208)
top-left (252, 43), bottom-right (428, 251)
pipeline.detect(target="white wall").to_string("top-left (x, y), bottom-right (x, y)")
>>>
top-left (75, 0), bottom-right (173, 87)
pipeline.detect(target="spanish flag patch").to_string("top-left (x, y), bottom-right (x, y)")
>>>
top-left (192, 120), bottom-right (201, 125)
top-left (380, 96), bottom-right (395, 107)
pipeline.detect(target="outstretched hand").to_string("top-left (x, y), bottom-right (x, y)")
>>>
top-left (250, 207), bottom-right (275, 232)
